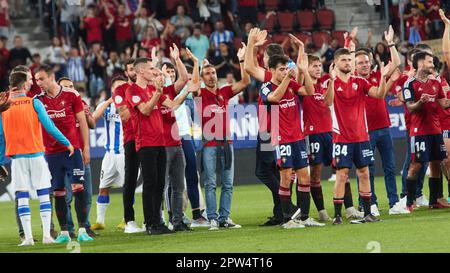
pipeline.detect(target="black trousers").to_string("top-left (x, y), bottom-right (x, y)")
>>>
top-left (123, 141), bottom-right (140, 223)
top-left (138, 146), bottom-right (167, 227)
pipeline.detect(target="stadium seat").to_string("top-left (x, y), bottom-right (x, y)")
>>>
top-left (316, 9), bottom-right (335, 30)
top-left (271, 34), bottom-right (290, 50)
top-left (258, 12), bottom-right (277, 33)
top-left (264, 0), bottom-right (279, 10)
top-left (312, 31), bottom-right (332, 49)
top-left (297, 10), bottom-right (316, 32)
top-left (332, 30), bottom-right (347, 48)
top-left (294, 32), bottom-right (312, 44)
top-left (278, 12), bottom-right (295, 33)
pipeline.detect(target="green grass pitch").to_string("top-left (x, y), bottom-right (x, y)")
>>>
top-left (1, 176), bottom-right (450, 253)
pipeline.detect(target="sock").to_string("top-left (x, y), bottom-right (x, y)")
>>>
top-left (437, 176), bottom-right (444, 199)
top-left (406, 178), bottom-right (417, 207)
top-left (360, 191), bottom-right (372, 217)
top-left (279, 185), bottom-right (292, 222)
top-left (192, 209), bottom-right (202, 220)
top-left (333, 197), bottom-right (344, 217)
top-left (37, 188), bottom-right (52, 238)
top-left (73, 187), bottom-right (87, 228)
top-left (310, 180), bottom-right (325, 211)
top-left (54, 189), bottom-right (68, 231)
top-left (429, 177), bottom-right (440, 205)
top-left (17, 192), bottom-right (32, 240)
top-left (96, 195), bottom-right (110, 224)
top-left (343, 181), bottom-right (354, 209)
top-left (297, 184), bottom-right (311, 221)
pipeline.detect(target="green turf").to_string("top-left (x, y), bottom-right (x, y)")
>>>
top-left (1, 176), bottom-right (450, 253)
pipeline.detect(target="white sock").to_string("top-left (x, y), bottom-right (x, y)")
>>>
top-left (17, 192), bottom-right (32, 240)
top-left (37, 189), bottom-right (52, 238)
top-left (78, 227), bottom-right (86, 234)
top-left (96, 195), bottom-right (110, 224)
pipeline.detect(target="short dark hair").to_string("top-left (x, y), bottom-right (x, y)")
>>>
top-left (125, 58), bottom-right (135, 68)
top-left (266, 43), bottom-right (284, 58)
top-left (355, 49), bottom-right (370, 58)
top-left (407, 48), bottom-right (421, 62)
top-left (133, 57), bottom-right (151, 67)
top-left (163, 62), bottom-right (176, 70)
top-left (433, 55), bottom-right (442, 73)
top-left (415, 43), bottom-right (432, 52)
top-left (307, 54), bottom-right (320, 64)
top-left (412, 51), bottom-right (433, 70)
top-left (185, 64), bottom-right (194, 74)
top-left (268, 54), bottom-right (289, 69)
top-left (193, 23), bottom-right (202, 31)
top-left (57, 77), bottom-right (72, 84)
top-left (12, 65), bottom-right (30, 73)
top-left (334, 48), bottom-right (351, 60)
top-left (111, 75), bottom-right (127, 87)
top-left (9, 72), bottom-right (28, 90)
top-left (36, 65), bottom-right (54, 75)
top-left (356, 47), bottom-right (372, 55)
top-left (201, 64), bottom-right (215, 76)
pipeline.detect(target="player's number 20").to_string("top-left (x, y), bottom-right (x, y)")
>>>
top-left (278, 145), bottom-right (292, 156)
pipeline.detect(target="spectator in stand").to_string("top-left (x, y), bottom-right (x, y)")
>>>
top-left (104, 2), bottom-right (135, 54)
top-left (67, 40), bottom-right (87, 91)
top-left (237, 0), bottom-right (257, 24)
top-left (29, 53), bottom-right (41, 75)
top-left (207, 0), bottom-right (222, 25)
top-left (0, 0), bottom-right (9, 38)
top-left (106, 50), bottom-right (123, 80)
top-left (45, 36), bottom-right (70, 80)
top-left (98, 0), bottom-right (118, 51)
top-left (160, 22), bottom-right (182, 58)
top-left (86, 42), bottom-right (107, 97)
top-left (185, 23), bottom-right (210, 65)
top-left (211, 42), bottom-right (240, 86)
top-left (134, 5), bottom-right (164, 42)
top-left (0, 37), bottom-right (8, 90)
top-left (59, 0), bottom-right (82, 46)
top-left (426, 0), bottom-right (443, 39)
top-left (374, 42), bottom-right (390, 67)
top-left (140, 25), bottom-right (161, 54)
top-left (8, 35), bottom-right (32, 69)
top-left (321, 38), bottom-right (339, 73)
top-left (210, 20), bottom-right (234, 57)
top-left (170, 4), bottom-right (194, 40)
top-left (404, 4), bottom-right (429, 43)
top-left (80, 4), bottom-right (105, 45)
top-left (8, 0), bottom-right (22, 18)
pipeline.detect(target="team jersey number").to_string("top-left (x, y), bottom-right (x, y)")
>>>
top-left (310, 142), bottom-right (320, 154)
top-left (415, 141), bottom-right (426, 152)
top-left (333, 144), bottom-right (348, 156)
top-left (277, 145), bottom-right (292, 157)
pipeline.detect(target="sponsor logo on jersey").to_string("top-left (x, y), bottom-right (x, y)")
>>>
top-left (279, 97), bottom-right (296, 109)
top-left (352, 83), bottom-right (358, 90)
top-left (313, 93), bottom-right (325, 101)
top-left (47, 109), bottom-right (66, 119)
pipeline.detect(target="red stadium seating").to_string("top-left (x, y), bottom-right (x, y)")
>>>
top-left (258, 12), bottom-right (276, 33)
top-left (278, 12), bottom-right (295, 33)
top-left (294, 32), bottom-right (312, 44)
top-left (316, 8), bottom-right (335, 30)
top-left (312, 31), bottom-right (331, 49)
top-left (264, 0), bottom-right (279, 10)
top-left (332, 30), bottom-right (347, 47)
top-left (271, 33), bottom-right (290, 50)
top-left (166, 0), bottom-right (181, 14)
top-left (297, 10), bottom-right (316, 32)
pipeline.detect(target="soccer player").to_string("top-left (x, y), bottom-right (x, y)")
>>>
top-left (261, 53), bottom-right (324, 229)
top-left (194, 45), bottom-right (250, 230)
top-left (35, 65), bottom-right (93, 242)
top-left (354, 26), bottom-right (409, 215)
top-left (328, 48), bottom-right (390, 225)
top-left (0, 71), bottom-right (74, 246)
top-left (112, 58), bottom-right (143, 233)
top-left (126, 57), bottom-right (192, 235)
top-left (402, 51), bottom-right (450, 212)
top-left (89, 76), bottom-right (127, 230)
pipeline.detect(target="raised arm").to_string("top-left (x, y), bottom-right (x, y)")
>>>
top-left (368, 62), bottom-right (390, 98)
top-left (244, 28), bottom-right (268, 82)
top-left (185, 48), bottom-right (200, 92)
top-left (92, 99), bottom-right (113, 123)
top-left (324, 63), bottom-right (336, 106)
top-left (385, 25), bottom-right (401, 76)
top-left (440, 9), bottom-right (450, 68)
top-left (297, 53), bottom-right (314, 96)
top-left (266, 70), bottom-right (295, 103)
top-left (170, 44), bottom-right (189, 93)
top-left (231, 43), bottom-right (250, 96)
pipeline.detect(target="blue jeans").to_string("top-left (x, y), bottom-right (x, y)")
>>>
top-left (201, 145), bottom-right (234, 223)
top-left (401, 133), bottom-right (427, 198)
top-left (358, 127), bottom-right (399, 208)
top-left (66, 164), bottom-right (92, 231)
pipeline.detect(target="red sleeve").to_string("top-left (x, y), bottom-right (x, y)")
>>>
top-left (113, 84), bottom-right (127, 107)
top-left (220, 85), bottom-right (234, 99)
top-left (73, 93), bottom-right (84, 114)
top-left (264, 70), bottom-right (272, 82)
top-left (163, 85), bottom-right (177, 100)
top-left (158, 93), bottom-right (167, 105)
top-left (289, 80), bottom-right (302, 93)
top-left (360, 77), bottom-right (373, 95)
top-left (437, 82), bottom-right (445, 100)
top-left (126, 85), bottom-right (144, 108)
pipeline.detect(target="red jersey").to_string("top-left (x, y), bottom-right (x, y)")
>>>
top-left (37, 87), bottom-right (84, 154)
top-left (83, 17), bottom-right (103, 43)
top-left (403, 77), bottom-right (445, 136)
top-left (198, 86), bottom-right (235, 147)
top-left (361, 70), bottom-right (391, 131)
top-left (436, 76), bottom-right (450, 130)
top-left (302, 80), bottom-right (332, 135)
top-left (113, 83), bottom-right (135, 144)
top-left (115, 14), bottom-right (134, 41)
top-left (260, 80), bottom-right (304, 145)
top-left (126, 83), bottom-right (167, 151)
top-left (161, 85), bottom-right (181, 147)
top-left (264, 70), bottom-right (272, 82)
top-left (330, 75), bottom-right (373, 143)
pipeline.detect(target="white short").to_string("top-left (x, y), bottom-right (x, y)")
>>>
top-left (11, 156), bottom-right (52, 192)
top-left (99, 152), bottom-right (125, 189)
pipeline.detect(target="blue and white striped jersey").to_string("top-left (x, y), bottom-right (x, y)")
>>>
top-left (97, 101), bottom-right (123, 154)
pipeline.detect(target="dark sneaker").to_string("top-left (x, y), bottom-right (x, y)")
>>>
top-left (86, 227), bottom-right (99, 237)
top-left (148, 224), bottom-right (175, 235)
top-left (219, 218), bottom-right (242, 229)
top-left (332, 216), bottom-right (343, 225)
top-left (351, 214), bottom-right (381, 224)
top-left (69, 231), bottom-right (76, 239)
top-left (173, 223), bottom-right (193, 232)
top-left (0, 165), bottom-right (8, 181)
top-left (259, 217), bottom-right (283, 226)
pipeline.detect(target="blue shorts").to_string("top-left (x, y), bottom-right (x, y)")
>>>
top-left (305, 132), bottom-right (333, 166)
top-left (411, 134), bottom-right (447, 163)
top-left (45, 149), bottom-right (85, 189)
top-left (332, 141), bottom-right (374, 169)
top-left (275, 140), bottom-right (309, 170)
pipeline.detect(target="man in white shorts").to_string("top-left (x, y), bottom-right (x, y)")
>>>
top-left (91, 76), bottom-right (126, 231)
top-left (0, 71), bottom-right (74, 246)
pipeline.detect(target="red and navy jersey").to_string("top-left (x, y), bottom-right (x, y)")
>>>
top-left (403, 77), bottom-right (445, 136)
top-left (260, 80), bottom-right (304, 145)
top-left (330, 75), bottom-right (373, 143)
top-left (36, 86), bottom-right (84, 154)
top-left (161, 85), bottom-right (181, 147)
top-left (113, 82), bottom-right (135, 144)
top-left (302, 80), bottom-right (332, 135)
top-left (436, 76), bottom-right (450, 131)
top-left (362, 70), bottom-right (391, 131)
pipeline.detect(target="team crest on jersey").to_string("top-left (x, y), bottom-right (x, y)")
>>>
top-left (115, 95), bottom-right (123, 104)
top-left (132, 96), bottom-right (141, 104)
top-left (337, 87), bottom-right (343, 92)
top-left (335, 157), bottom-right (340, 163)
top-left (61, 100), bottom-right (65, 106)
top-left (352, 83), bottom-right (358, 90)
top-left (281, 157), bottom-right (287, 163)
